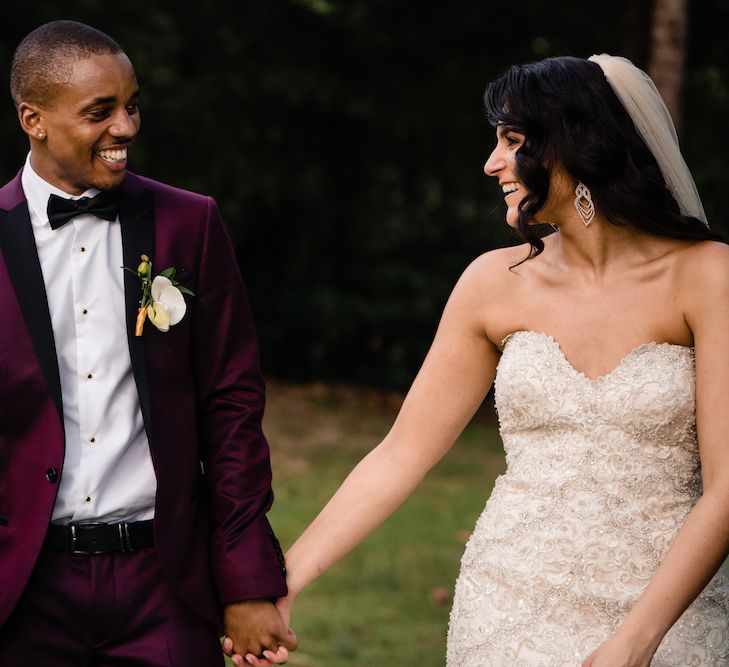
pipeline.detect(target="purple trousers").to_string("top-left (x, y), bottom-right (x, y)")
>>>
top-left (0, 546), bottom-right (224, 666)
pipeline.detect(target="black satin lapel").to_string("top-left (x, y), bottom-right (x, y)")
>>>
top-left (119, 190), bottom-right (155, 445)
top-left (0, 203), bottom-right (63, 418)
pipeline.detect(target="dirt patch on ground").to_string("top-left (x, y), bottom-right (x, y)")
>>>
top-left (263, 379), bottom-right (497, 475)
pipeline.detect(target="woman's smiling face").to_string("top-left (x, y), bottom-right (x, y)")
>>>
top-left (484, 125), bottom-right (527, 228)
top-left (484, 124), bottom-right (578, 229)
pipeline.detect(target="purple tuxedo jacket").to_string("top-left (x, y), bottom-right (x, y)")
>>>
top-left (0, 169), bottom-right (287, 628)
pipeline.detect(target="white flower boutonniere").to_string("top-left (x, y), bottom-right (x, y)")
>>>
top-left (125, 254), bottom-right (195, 336)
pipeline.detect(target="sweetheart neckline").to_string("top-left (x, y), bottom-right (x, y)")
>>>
top-left (501, 330), bottom-right (694, 383)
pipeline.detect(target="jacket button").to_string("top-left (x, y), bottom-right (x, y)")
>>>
top-left (45, 467), bottom-right (58, 483)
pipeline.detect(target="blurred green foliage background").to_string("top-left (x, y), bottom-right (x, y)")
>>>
top-left (1, 0), bottom-right (727, 389)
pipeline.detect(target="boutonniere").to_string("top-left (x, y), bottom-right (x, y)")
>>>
top-left (124, 254), bottom-right (195, 336)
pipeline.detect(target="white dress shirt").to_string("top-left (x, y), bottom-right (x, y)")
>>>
top-left (22, 154), bottom-right (156, 524)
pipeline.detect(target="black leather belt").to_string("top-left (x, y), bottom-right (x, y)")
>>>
top-left (44, 520), bottom-right (154, 555)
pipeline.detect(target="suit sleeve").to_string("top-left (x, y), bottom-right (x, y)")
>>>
top-left (190, 196), bottom-right (287, 603)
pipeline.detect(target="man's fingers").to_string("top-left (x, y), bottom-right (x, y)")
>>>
top-left (221, 636), bottom-right (234, 655)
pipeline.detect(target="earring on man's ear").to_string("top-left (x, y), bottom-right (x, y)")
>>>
top-left (574, 182), bottom-right (595, 227)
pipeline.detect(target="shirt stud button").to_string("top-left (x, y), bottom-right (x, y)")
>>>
top-left (45, 467), bottom-right (58, 483)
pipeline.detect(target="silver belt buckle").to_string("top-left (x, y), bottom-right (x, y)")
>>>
top-left (69, 522), bottom-right (111, 555)
top-left (118, 522), bottom-right (133, 552)
top-left (70, 524), bottom-right (84, 555)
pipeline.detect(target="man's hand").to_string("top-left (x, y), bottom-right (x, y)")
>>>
top-left (221, 599), bottom-right (297, 666)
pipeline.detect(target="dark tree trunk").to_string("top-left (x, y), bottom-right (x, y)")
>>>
top-left (620, 0), bottom-right (653, 69)
top-left (649, 0), bottom-right (688, 135)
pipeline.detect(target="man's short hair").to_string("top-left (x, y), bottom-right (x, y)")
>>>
top-left (10, 20), bottom-right (124, 109)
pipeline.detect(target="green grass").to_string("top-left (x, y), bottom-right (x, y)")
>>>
top-left (223, 381), bottom-right (505, 667)
top-left (223, 380), bottom-right (729, 666)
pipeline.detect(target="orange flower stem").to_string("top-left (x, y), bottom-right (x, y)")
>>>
top-left (135, 306), bottom-right (148, 337)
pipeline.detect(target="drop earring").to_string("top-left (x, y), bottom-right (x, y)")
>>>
top-left (574, 182), bottom-right (595, 227)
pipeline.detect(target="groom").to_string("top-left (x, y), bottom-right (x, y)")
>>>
top-left (0, 20), bottom-right (294, 666)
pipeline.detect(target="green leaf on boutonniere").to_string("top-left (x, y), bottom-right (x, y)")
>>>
top-left (122, 255), bottom-right (195, 336)
top-left (157, 266), bottom-right (195, 296)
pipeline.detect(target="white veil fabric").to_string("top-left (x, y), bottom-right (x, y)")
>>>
top-left (588, 53), bottom-right (708, 226)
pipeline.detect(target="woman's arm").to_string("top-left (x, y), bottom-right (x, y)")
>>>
top-left (584, 242), bottom-right (729, 667)
top-left (283, 256), bottom-right (502, 604)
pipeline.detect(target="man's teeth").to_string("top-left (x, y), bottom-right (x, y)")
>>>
top-left (98, 148), bottom-right (127, 163)
top-left (502, 183), bottom-right (520, 194)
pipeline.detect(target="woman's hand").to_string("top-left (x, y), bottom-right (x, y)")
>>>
top-left (274, 594), bottom-right (294, 629)
top-left (582, 630), bottom-right (659, 667)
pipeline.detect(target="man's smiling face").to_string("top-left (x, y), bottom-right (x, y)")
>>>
top-left (28, 51), bottom-right (140, 195)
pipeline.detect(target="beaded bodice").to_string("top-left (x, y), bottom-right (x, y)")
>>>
top-left (446, 330), bottom-right (729, 666)
top-left (495, 330), bottom-right (700, 511)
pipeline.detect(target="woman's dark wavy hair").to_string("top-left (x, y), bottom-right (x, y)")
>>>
top-left (483, 56), bottom-right (726, 262)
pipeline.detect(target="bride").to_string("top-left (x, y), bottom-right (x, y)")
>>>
top-left (234, 54), bottom-right (729, 666)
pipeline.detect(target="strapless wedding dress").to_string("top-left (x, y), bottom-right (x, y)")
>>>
top-left (447, 330), bottom-right (729, 666)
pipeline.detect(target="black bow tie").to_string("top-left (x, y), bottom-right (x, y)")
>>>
top-left (47, 191), bottom-right (120, 230)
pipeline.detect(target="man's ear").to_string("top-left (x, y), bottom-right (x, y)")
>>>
top-left (18, 102), bottom-right (46, 141)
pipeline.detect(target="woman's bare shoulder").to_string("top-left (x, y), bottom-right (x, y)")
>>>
top-left (675, 240), bottom-right (729, 283)
top-left (673, 241), bottom-right (729, 320)
top-left (462, 243), bottom-right (534, 283)
top-left (447, 244), bottom-right (538, 327)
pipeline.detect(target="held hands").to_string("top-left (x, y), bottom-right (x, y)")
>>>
top-left (240, 597), bottom-right (295, 666)
top-left (221, 599), bottom-right (298, 666)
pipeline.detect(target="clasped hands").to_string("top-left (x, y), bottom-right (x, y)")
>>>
top-left (222, 598), bottom-right (296, 666)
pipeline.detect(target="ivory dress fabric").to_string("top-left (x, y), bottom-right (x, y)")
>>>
top-left (447, 330), bottom-right (729, 666)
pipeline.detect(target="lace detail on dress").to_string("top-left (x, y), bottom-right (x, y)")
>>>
top-left (446, 331), bottom-right (729, 666)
